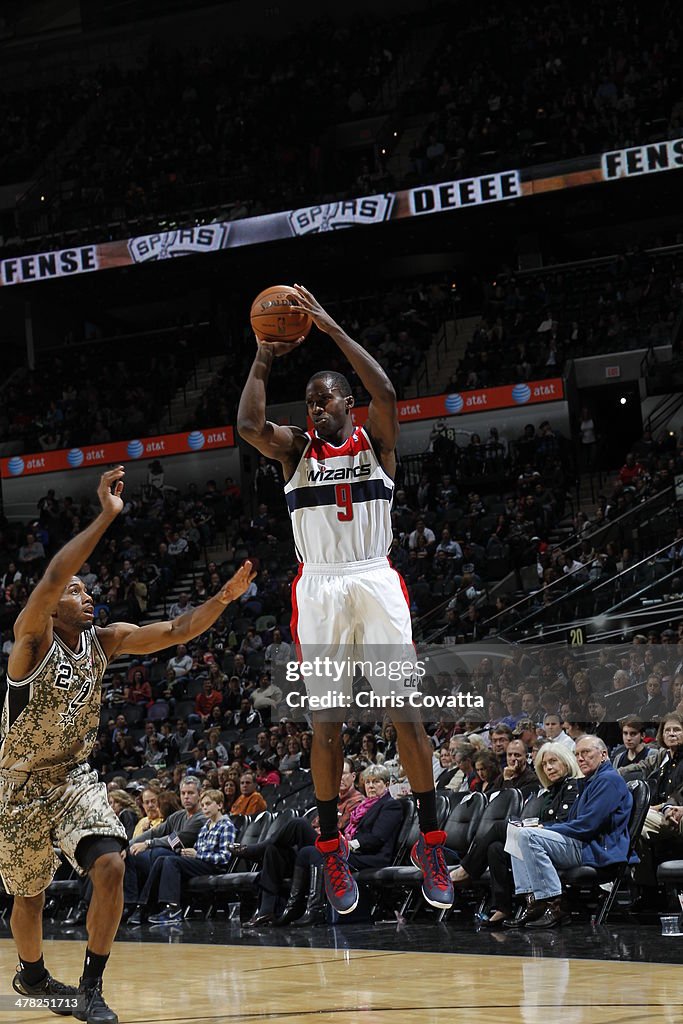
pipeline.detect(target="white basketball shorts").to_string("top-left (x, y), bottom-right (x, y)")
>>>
top-left (290, 556), bottom-right (416, 701)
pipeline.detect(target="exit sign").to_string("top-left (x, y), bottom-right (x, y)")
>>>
top-left (605, 366), bottom-right (620, 378)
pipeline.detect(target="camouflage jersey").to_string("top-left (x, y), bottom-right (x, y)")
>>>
top-left (0, 627), bottom-right (107, 775)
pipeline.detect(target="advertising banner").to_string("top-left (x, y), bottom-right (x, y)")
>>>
top-left (1, 139), bottom-right (682, 288)
top-left (0, 425), bottom-right (235, 479)
top-left (349, 378), bottom-right (564, 427)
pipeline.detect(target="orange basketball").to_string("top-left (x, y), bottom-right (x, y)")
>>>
top-left (250, 285), bottom-right (312, 343)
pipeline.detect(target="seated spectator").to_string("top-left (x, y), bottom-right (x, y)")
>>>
top-left (124, 669), bottom-right (152, 706)
top-left (191, 677), bottom-right (224, 728)
top-left (168, 718), bottom-right (198, 764)
top-left (233, 698), bottom-right (263, 731)
top-left (146, 789), bottom-right (237, 923)
top-left (18, 532), bottom-right (45, 571)
top-left (500, 693), bottom-right (525, 731)
top-left (230, 771), bottom-right (267, 816)
top-left (637, 674), bottom-right (669, 723)
top-left (619, 714), bottom-right (683, 895)
top-left (244, 764), bottom-right (401, 926)
top-left (499, 740), bottom-right (538, 797)
top-left (473, 751), bottom-right (503, 794)
top-left (358, 732), bottom-right (385, 768)
top-left (167, 644), bottom-right (193, 681)
top-left (255, 756), bottom-right (281, 788)
top-left (206, 727), bottom-right (229, 764)
top-left (503, 736), bottom-right (633, 929)
top-left (612, 719), bottom-right (650, 769)
top-left (278, 736), bottom-right (302, 773)
top-left (542, 713), bottom-right (575, 750)
top-left (124, 776), bottom-right (208, 922)
top-left (587, 695), bottom-right (623, 751)
top-left (111, 734), bottom-right (142, 772)
top-left (168, 592), bottom-right (195, 619)
top-left (450, 742), bottom-right (582, 925)
top-left (131, 786), bottom-right (163, 841)
top-left (489, 725), bottom-right (513, 768)
top-left (222, 778), bottom-right (239, 814)
top-left (251, 672), bottom-right (283, 724)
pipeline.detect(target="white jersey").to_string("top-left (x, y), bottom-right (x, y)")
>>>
top-left (284, 427), bottom-right (394, 564)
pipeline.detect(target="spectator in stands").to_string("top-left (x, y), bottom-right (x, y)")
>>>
top-left (125, 776), bottom-right (207, 923)
top-left (251, 672), bottom-right (283, 724)
top-left (245, 764), bottom-right (401, 927)
top-left (500, 740), bottom-right (538, 797)
top-left (167, 644), bottom-right (193, 681)
top-left (542, 714), bottom-right (575, 751)
top-left (504, 736), bottom-right (633, 929)
top-left (500, 693), bottom-right (525, 731)
top-left (111, 734), bottom-right (142, 772)
top-left (358, 732), bottom-right (384, 769)
top-left (147, 790), bottom-right (237, 923)
top-left (587, 695), bottom-right (623, 750)
top-left (619, 714), bottom-right (683, 894)
top-left (230, 771), bottom-right (267, 816)
top-left (612, 719), bottom-right (650, 769)
top-left (473, 751), bottom-right (503, 795)
top-left (279, 736), bottom-right (302, 773)
top-left (168, 718), bottom-right (198, 765)
top-left (168, 592), bottom-right (194, 619)
top-left (222, 779), bottom-right (238, 814)
top-left (124, 669), bottom-right (152, 706)
top-left (132, 786), bottom-right (164, 839)
top-left (191, 677), bottom-right (224, 728)
top-left (619, 453), bottom-right (645, 488)
top-left (450, 742), bottom-right (581, 925)
top-left (489, 725), bottom-right (513, 768)
top-left (18, 532), bottom-right (46, 572)
top-left (233, 697), bottom-right (263, 731)
top-left (637, 674), bottom-right (669, 723)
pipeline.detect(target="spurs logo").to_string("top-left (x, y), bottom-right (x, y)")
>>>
top-left (289, 195), bottom-right (394, 235)
top-left (128, 225), bottom-right (228, 263)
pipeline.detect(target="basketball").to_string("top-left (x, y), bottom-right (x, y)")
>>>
top-left (250, 285), bottom-right (312, 343)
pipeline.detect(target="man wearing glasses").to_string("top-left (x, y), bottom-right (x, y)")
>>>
top-left (504, 735), bottom-right (633, 929)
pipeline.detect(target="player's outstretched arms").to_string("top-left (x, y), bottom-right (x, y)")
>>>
top-left (100, 561), bottom-right (257, 659)
top-left (237, 337), bottom-right (307, 465)
top-left (291, 284), bottom-right (398, 453)
top-left (12, 466), bottom-right (125, 644)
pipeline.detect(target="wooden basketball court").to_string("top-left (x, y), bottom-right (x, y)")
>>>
top-left (0, 937), bottom-right (680, 1023)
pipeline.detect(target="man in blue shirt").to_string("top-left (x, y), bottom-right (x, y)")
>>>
top-left (147, 790), bottom-right (236, 923)
top-left (505, 735), bottom-right (633, 929)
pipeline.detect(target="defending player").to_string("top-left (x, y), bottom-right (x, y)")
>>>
top-left (1, 466), bottom-right (254, 1024)
top-left (237, 283), bottom-right (454, 916)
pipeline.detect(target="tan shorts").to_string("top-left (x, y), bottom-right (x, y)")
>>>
top-left (0, 762), bottom-right (127, 897)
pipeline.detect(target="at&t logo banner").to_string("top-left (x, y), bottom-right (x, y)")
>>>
top-left (1, 426), bottom-right (235, 479)
top-left (350, 378), bottom-right (564, 426)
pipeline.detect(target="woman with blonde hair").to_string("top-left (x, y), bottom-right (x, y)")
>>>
top-left (450, 742), bottom-right (582, 926)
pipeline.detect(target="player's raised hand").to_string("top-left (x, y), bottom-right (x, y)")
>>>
top-left (216, 560), bottom-right (257, 606)
top-left (291, 284), bottom-right (338, 335)
top-left (254, 332), bottom-right (306, 358)
top-left (98, 466), bottom-right (125, 519)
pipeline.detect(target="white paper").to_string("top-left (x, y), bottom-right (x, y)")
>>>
top-left (504, 822), bottom-right (524, 859)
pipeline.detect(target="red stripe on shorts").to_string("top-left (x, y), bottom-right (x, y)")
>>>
top-left (290, 563), bottom-right (304, 660)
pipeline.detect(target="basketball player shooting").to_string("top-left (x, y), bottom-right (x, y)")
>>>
top-left (1, 466), bottom-right (254, 1024)
top-left (237, 283), bottom-right (454, 916)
